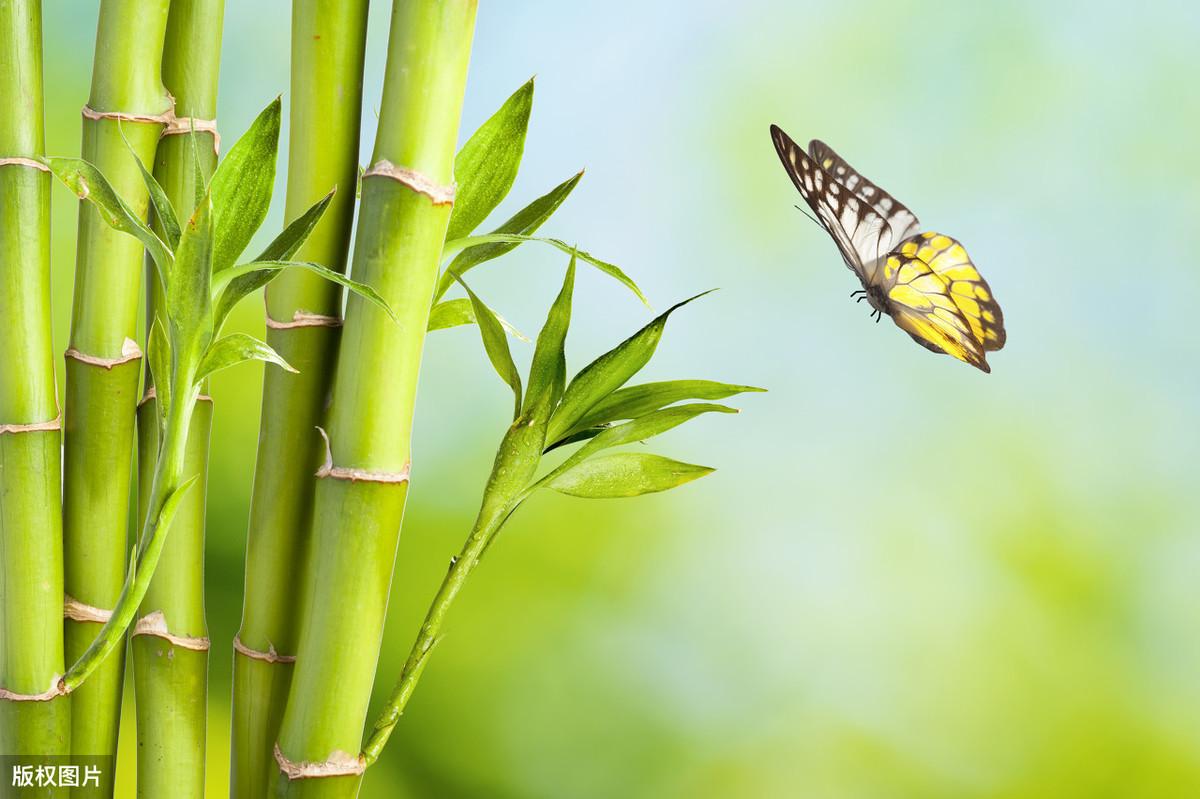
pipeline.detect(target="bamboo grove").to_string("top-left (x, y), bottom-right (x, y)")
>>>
top-left (0, 1), bottom-right (759, 796)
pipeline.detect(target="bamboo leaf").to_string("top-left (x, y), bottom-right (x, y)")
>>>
top-left (523, 254), bottom-right (575, 419)
top-left (212, 259), bottom-right (393, 320)
top-left (196, 333), bottom-right (296, 382)
top-left (212, 191), bottom-right (336, 329)
top-left (435, 171), bottom-right (582, 301)
top-left (445, 233), bottom-right (646, 307)
top-left (541, 453), bottom-right (713, 498)
top-left (447, 78), bottom-right (534, 242)
top-left (559, 380), bottom-right (765, 443)
top-left (129, 147), bottom-right (181, 248)
top-left (539, 403), bottom-right (736, 484)
top-left (427, 298), bottom-right (529, 341)
top-left (209, 97), bottom-right (281, 273)
top-left (168, 191), bottom-right (215, 344)
top-left (147, 317), bottom-right (172, 432)
top-left (43, 156), bottom-right (173, 275)
top-left (546, 292), bottom-right (712, 445)
top-left (458, 278), bottom-right (523, 419)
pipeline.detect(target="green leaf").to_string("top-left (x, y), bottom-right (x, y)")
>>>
top-left (434, 171), bottom-right (582, 301)
top-left (211, 260), bottom-right (393, 321)
top-left (426, 298), bottom-right (529, 341)
top-left (44, 156), bottom-right (173, 275)
top-left (128, 146), bottom-right (181, 249)
top-left (168, 191), bottom-right (215, 345)
top-left (560, 380), bottom-right (765, 443)
top-left (211, 191), bottom-right (336, 330)
top-left (541, 453), bottom-right (713, 499)
top-left (446, 78), bottom-right (534, 242)
top-left (136, 474), bottom-right (199, 555)
top-left (458, 278), bottom-right (522, 419)
top-left (146, 317), bottom-right (172, 432)
top-left (196, 333), bottom-right (296, 382)
top-left (209, 97), bottom-right (281, 273)
top-left (444, 233), bottom-right (646, 307)
top-left (546, 292), bottom-right (712, 445)
top-left (539, 403), bottom-right (736, 484)
top-left (523, 254), bottom-right (575, 419)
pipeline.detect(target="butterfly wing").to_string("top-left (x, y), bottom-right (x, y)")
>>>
top-left (808, 138), bottom-right (921, 255)
top-left (770, 125), bottom-right (895, 282)
top-left (875, 232), bottom-right (1005, 372)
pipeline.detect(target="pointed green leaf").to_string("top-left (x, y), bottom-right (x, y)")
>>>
top-left (523, 255), bottom-right (575, 419)
top-left (435, 171), bottom-right (582, 301)
top-left (546, 292), bottom-right (712, 445)
top-left (541, 453), bottom-right (713, 499)
top-left (561, 380), bottom-right (765, 442)
top-left (211, 260), bottom-right (393, 321)
top-left (458, 278), bottom-right (522, 419)
top-left (44, 156), bottom-right (173, 274)
top-left (445, 233), bottom-right (646, 307)
top-left (447, 78), bottom-right (534, 242)
top-left (539, 403), bottom-right (735, 485)
top-left (211, 191), bottom-right (337, 330)
top-left (190, 125), bottom-right (206, 210)
top-left (168, 191), bottom-right (215, 343)
top-left (196, 333), bottom-right (296, 382)
top-left (135, 474), bottom-right (199, 558)
top-left (129, 147), bottom-right (181, 249)
top-left (210, 97), bottom-right (281, 273)
top-left (146, 317), bottom-right (172, 433)
top-left (426, 298), bottom-right (529, 341)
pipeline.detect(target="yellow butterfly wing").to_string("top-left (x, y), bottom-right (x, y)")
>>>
top-left (876, 232), bottom-right (1005, 373)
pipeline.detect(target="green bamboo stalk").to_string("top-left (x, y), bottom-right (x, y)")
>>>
top-left (230, 3), bottom-right (368, 795)
top-left (0, 0), bottom-right (70, 774)
top-left (271, 1), bottom-right (478, 795)
top-left (132, 2), bottom-right (224, 796)
top-left (62, 0), bottom-right (171, 790)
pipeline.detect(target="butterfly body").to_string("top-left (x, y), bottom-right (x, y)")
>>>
top-left (770, 125), bottom-right (1005, 373)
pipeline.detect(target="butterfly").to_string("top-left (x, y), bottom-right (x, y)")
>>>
top-left (770, 125), bottom-right (1005, 373)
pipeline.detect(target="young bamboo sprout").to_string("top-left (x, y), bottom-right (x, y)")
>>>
top-left (362, 257), bottom-right (762, 772)
top-left (131, 1), bottom-right (224, 795)
top-left (60, 2), bottom-right (172, 783)
top-left (0, 0), bottom-right (71, 768)
top-left (231, 3), bottom-right (370, 794)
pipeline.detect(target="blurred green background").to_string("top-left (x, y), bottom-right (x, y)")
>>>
top-left (37, 0), bottom-right (1200, 796)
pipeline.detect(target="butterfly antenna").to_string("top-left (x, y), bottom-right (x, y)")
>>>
top-left (793, 204), bottom-right (821, 229)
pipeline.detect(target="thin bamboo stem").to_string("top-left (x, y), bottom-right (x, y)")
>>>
top-left (231, 2), bottom-right (368, 795)
top-left (271, 2), bottom-right (478, 795)
top-left (132, 4), bottom-right (224, 795)
top-left (0, 0), bottom-right (70, 773)
top-left (62, 1), bottom-right (171, 789)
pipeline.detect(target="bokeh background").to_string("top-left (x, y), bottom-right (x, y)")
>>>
top-left (37, 0), bottom-right (1200, 796)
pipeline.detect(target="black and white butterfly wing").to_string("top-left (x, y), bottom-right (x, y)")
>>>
top-left (808, 138), bottom-right (921, 256)
top-left (770, 125), bottom-right (898, 284)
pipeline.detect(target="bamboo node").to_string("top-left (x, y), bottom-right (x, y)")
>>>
top-left (0, 156), bottom-right (50, 172)
top-left (315, 428), bottom-right (411, 484)
top-left (63, 595), bottom-right (113, 623)
top-left (139, 386), bottom-right (213, 406)
top-left (161, 115), bottom-right (221, 154)
top-left (0, 675), bottom-right (67, 703)
top-left (81, 104), bottom-right (173, 125)
top-left (132, 610), bottom-right (210, 651)
top-left (363, 159), bottom-right (456, 205)
top-left (233, 635), bottom-right (297, 664)
top-left (274, 743), bottom-right (365, 780)
top-left (65, 337), bottom-right (143, 369)
top-left (265, 310), bottom-right (344, 330)
top-left (0, 415), bottom-right (61, 435)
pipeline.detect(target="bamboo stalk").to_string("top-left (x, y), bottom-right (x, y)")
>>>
top-left (231, 2), bottom-right (369, 795)
top-left (271, 1), bottom-right (478, 795)
top-left (0, 0), bottom-right (70, 773)
top-left (132, 2), bottom-right (224, 796)
top-left (61, 1), bottom-right (171, 789)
